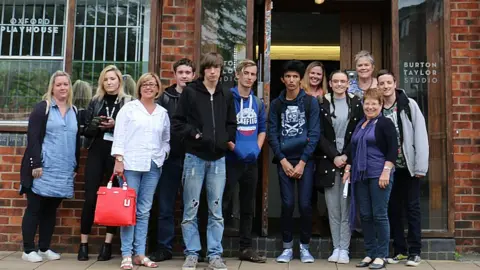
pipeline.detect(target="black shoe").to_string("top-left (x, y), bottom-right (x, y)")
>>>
top-left (356, 257), bottom-right (372, 268)
top-left (77, 244), bottom-right (89, 261)
top-left (97, 243), bottom-right (112, 261)
top-left (369, 258), bottom-right (386, 269)
top-left (239, 248), bottom-right (267, 263)
top-left (149, 249), bottom-right (173, 262)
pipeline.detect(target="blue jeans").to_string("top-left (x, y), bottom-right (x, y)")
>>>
top-left (355, 177), bottom-right (394, 259)
top-left (181, 154), bottom-right (226, 258)
top-left (277, 160), bottom-right (314, 246)
top-left (120, 161), bottom-right (161, 257)
top-left (156, 156), bottom-right (183, 252)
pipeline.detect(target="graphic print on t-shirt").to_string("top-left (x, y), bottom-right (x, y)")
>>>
top-left (383, 102), bottom-right (407, 168)
top-left (281, 105), bottom-right (306, 137)
top-left (237, 107), bottom-right (258, 136)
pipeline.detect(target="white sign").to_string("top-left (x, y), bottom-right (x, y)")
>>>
top-left (1, 17), bottom-right (59, 34)
top-left (403, 62), bottom-right (438, 84)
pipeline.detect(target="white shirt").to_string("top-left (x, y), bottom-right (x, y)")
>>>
top-left (111, 100), bottom-right (170, 172)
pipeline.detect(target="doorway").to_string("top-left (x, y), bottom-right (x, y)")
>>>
top-left (250, 0), bottom-right (392, 237)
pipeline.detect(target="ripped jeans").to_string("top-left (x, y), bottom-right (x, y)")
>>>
top-left (181, 154), bottom-right (226, 258)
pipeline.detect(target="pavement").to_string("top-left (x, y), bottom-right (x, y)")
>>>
top-left (1, 252), bottom-right (480, 270)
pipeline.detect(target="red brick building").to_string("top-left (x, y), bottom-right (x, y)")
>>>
top-left (0, 0), bottom-right (478, 258)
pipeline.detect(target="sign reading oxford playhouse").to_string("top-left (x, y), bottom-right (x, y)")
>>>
top-left (1, 18), bottom-right (59, 34)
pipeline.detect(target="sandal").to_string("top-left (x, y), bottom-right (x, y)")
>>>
top-left (134, 256), bottom-right (158, 268)
top-left (120, 256), bottom-right (133, 270)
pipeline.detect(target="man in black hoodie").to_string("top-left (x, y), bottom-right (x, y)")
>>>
top-left (149, 58), bottom-right (195, 262)
top-left (172, 52), bottom-right (236, 270)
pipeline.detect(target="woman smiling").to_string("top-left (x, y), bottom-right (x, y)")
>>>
top-left (343, 88), bottom-right (397, 269)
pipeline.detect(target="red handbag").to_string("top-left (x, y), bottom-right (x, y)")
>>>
top-left (94, 174), bottom-right (137, 227)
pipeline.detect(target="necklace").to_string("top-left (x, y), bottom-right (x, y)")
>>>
top-left (359, 78), bottom-right (373, 91)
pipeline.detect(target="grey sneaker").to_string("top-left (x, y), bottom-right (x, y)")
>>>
top-left (182, 255), bottom-right (198, 270)
top-left (207, 256), bottom-right (227, 270)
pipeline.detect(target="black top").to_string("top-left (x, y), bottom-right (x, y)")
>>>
top-left (98, 93), bottom-right (120, 119)
top-left (20, 101), bottom-right (81, 194)
top-left (157, 84), bottom-right (184, 158)
top-left (346, 115), bottom-right (398, 165)
top-left (171, 78), bottom-right (237, 161)
top-left (314, 94), bottom-right (363, 189)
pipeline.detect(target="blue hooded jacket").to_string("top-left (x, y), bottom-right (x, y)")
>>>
top-left (267, 89), bottom-right (321, 162)
top-left (227, 87), bottom-right (266, 163)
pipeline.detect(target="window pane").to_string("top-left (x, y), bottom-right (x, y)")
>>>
top-left (200, 0), bottom-right (248, 91)
top-left (73, 0), bottom-right (150, 86)
top-left (398, 0), bottom-right (447, 230)
top-left (0, 0), bottom-right (66, 57)
top-left (0, 60), bottom-right (63, 120)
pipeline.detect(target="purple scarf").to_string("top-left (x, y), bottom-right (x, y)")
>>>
top-left (349, 115), bottom-right (381, 230)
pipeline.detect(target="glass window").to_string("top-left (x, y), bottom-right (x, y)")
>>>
top-left (0, 0), bottom-right (66, 121)
top-left (398, 0), bottom-right (447, 230)
top-left (72, 0), bottom-right (150, 86)
top-left (200, 0), bottom-right (247, 91)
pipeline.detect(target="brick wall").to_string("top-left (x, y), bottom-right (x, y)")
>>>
top-left (159, 0), bottom-right (196, 86)
top-left (0, 0), bottom-right (198, 253)
top-left (450, 0), bottom-right (480, 253)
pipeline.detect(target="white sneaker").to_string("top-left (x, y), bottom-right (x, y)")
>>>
top-left (22, 251), bottom-right (43, 263)
top-left (337, 250), bottom-right (350, 264)
top-left (328, 248), bottom-right (340, 262)
top-left (38, 250), bottom-right (61, 261)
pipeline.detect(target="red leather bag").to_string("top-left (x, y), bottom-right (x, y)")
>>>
top-left (94, 174), bottom-right (136, 227)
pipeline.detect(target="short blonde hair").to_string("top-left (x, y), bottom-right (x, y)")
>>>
top-left (136, 73), bottom-right (162, 99)
top-left (363, 88), bottom-right (384, 105)
top-left (93, 65), bottom-right (125, 100)
top-left (72, 79), bottom-right (92, 109)
top-left (43, 71), bottom-right (74, 108)
top-left (235, 59), bottom-right (257, 74)
top-left (354, 50), bottom-right (375, 66)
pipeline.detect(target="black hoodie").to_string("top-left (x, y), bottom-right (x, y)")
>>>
top-left (171, 78), bottom-right (237, 161)
top-left (157, 84), bottom-right (183, 158)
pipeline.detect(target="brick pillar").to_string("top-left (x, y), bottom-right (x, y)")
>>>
top-left (159, 0), bottom-right (196, 87)
top-left (451, 0), bottom-right (480, 253)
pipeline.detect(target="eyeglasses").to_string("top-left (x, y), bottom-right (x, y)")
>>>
top-left (141, 83), bottom-right (158, 88)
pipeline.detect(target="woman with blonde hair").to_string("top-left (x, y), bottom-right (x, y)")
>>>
top-left (302, 61), bottom-right (327, 98)
top-left (72, 79), bottom-right (93, 132)
top-left (77, 65), bottom-right (132, 261)
top-left (123, 74), bottom-right (136, 97)
top-left (348, 50), bottom-right (378, 99)
top-left (112, 72), bottom-right (170, 269)
top-left (20, 71), bottom-right (80, 263)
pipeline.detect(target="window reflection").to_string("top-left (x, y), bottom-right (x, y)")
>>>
top-left (201, 0), bottom-right (247, 91)
top-left (398, 0), bottom-right (447, 230)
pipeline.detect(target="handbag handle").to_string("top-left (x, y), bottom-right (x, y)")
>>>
top-left (107, 174), bottom-right (128, 190)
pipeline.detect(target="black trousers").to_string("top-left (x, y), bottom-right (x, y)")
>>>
top-left (222, 160), bottom-right (258, 250)
top-left (22, 191), bottom-right (63, 252)
top-left (80, 139), bottom-right (117, 235)
top-left (388, 168), bottom-right (422, 256)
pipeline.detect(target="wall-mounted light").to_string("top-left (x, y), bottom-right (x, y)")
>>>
top-left (314, 0), bottom-right (325, 4)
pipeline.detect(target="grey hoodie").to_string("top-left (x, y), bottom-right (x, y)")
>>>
top-left (394, 89), bottom-right (429, 176)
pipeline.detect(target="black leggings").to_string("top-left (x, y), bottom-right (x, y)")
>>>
top-left (80, 139), bottom-right (117, 235)
top-left (22, 191), bottom-right (63, 253)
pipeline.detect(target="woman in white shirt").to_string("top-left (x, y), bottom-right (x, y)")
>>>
top-left (112, 72), bottom-right (170, 269)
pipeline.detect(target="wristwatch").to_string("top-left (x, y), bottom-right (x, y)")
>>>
top-left (116, 156), bottom-right (124, 162)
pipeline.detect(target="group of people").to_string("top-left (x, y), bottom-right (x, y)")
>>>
top-left (18, 50), bottom-right (429, 270)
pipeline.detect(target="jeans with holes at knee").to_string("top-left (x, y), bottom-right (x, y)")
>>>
top-left (181, 154), bottom-right (226, 258)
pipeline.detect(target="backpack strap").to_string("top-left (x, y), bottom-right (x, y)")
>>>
top-left (405, 100), bottom-right (413, 123)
